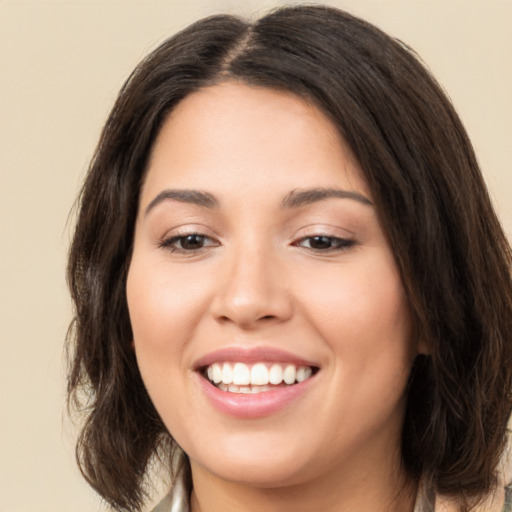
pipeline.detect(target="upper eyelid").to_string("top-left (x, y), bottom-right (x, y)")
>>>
top-left (159, 223), bottom-right (220, 240)
top-left (290, 223), bottom-right (357, 239)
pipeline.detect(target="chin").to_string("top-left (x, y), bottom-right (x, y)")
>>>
top-left (187, 433), bottom-right (318, 488)
top-left (196, 459), bottom-right (312, 489)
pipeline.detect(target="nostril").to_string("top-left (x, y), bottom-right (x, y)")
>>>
top-left (216, 313), bottom-right (279, 328)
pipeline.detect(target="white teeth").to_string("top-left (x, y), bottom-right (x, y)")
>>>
top-left (251, 363), bottom-right (269, 385)
top-left (269, 364), bottom-right (283, 385)
top-left (205, 362), bottom-right (314, 391)
top-left (212, 363), bottom-right (222, 384)
top-left (296, 366), bottom-right (312, 382)
top-left (283, 364), bottom-right (296, 384)
top-left (232, 362), bottom-right (251, 385)
top-left (218, 383), bottom-right (274, 394)
top-left (221, 362), bottom-right (233, 384)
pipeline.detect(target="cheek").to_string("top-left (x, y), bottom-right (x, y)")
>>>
top-left (125, 261), bottom-right (217, 431)
top-left (126, 258), bottom-right (208, 354)
top-left (296, 251), bottom-right (415, 375)
top-left (306, 268), bottom-right (414, 437)
top-left (126, 260), bottom-right (206, 427)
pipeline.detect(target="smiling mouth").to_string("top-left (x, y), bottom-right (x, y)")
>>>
top-left (202, 362), bottom-right (317, 394)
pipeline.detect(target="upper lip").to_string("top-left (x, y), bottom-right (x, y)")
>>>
top-left (193, 346), bottom-right (319, 371)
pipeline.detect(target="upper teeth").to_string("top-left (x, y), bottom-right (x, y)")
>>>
top-left (206, 362), bottom-right (312, 386)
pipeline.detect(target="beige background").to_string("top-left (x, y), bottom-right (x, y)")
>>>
top-left (0, 1), bottom-right (510, 511)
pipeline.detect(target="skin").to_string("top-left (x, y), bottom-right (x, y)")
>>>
top-left (127, 82), bottom-right (420, 512)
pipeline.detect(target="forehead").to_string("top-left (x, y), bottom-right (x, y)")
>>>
top-left (141, 81), bottom-right (369, 204)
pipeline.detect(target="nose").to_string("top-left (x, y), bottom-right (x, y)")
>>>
top-left (210, 245), bottom-right (293, 329)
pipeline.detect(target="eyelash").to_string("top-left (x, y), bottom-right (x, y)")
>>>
top-left (293, 235), bottom-right (356, 253)
top-left (159, 233), bottom-right (356, 254)
top-left (159, 233), bottom-right (219, 253)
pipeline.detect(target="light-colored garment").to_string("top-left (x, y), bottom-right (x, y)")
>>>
top-left (151, 480), bottom-right (512, 512)
top-left (150, 469), bottom-right (188, 512)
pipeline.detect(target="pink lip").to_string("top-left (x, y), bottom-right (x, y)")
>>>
top-left (196, 373), bottom-right (316, 419)
top-left (193, 346), bottom-right (319, 419)
top-left (193, 346), bottom-right (318, 370)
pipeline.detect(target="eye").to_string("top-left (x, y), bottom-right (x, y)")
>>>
top-left (160, 233), bottom-right (219, 253)
top-left (294, 235), bottom-right (355, 252)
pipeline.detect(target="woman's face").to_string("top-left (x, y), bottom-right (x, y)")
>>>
top-left (127, 82), bottom-right (418, 488)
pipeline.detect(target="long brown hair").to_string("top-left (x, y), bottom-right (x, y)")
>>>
top-left (67, 5), bottom-right (512, 511)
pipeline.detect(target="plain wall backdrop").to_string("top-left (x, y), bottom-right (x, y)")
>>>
top-left (1, 1), bottom-right (511, 511)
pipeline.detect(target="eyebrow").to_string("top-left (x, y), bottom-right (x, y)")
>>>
top-left (145, 189), bottom-right (219, 216)
top-left (281, 187), bottom-right (373, 208)
top-left (144, 186), bottom-right (372, 216)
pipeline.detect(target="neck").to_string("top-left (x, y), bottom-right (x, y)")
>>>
top-left (189, 451), bottom-right (417, 512)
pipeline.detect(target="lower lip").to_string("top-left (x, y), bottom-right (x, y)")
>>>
top-left (196, 374), bottom-right (315, 419)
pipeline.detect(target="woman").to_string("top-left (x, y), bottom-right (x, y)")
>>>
top-left (67, 5), bottom-right (512, 512)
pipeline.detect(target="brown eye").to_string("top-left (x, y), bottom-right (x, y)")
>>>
top-left (179, 234), bottom-right (207, 250)
top-left (160, 233), bottom-right (219, 253)
top-left (308, 236), bottom-right (335, 250)
top-left (295, 235), bottom-right (356, 252)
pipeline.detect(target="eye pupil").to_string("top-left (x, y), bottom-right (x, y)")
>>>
top-left (309, 236), bottom-right (332, 249)
top-left (181, 234), bottom-right (204, 250)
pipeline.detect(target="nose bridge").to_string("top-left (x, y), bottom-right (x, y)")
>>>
top-left (212, 238), bottom-right (291, 327)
